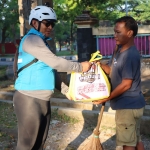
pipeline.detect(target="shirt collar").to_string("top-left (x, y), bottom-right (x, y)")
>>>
top-left (28, 28), bottom-right (51, 41)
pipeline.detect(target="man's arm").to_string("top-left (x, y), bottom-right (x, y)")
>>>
top-left (100, 63), bottom-right (111, 75)
top-left (93, 79), bottom-right (133, 104)
top-left (23, 35), bottom-right (91, 73)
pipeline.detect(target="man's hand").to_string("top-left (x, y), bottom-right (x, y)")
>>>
top-left (81, 61), bottom-right (92, 72)
top-left (93, 98), bottom-right (109, 105)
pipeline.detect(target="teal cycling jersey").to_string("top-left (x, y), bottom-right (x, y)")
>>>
top-left (15, 28), bottom-right (55, 90)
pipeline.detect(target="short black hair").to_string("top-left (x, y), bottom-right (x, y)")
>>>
top-left (115, 16), bottom-right (138, 37)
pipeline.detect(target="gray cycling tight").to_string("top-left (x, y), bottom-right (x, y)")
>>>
top-left (13, 91), bottom-right (51, 150)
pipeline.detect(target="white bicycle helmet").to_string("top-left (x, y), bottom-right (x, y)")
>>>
top-left (29, 6), bottom-right (57, 25)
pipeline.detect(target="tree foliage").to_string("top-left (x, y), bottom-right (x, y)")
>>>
top-left (133, 0), bottom-right (150, 24)
top-left (0, 0), bottom-right (19, 43)
top-left (54, 0), bottom-right (150, 25)
top-left (53, 0), bottom-right (150, 46)
top-left (54, 21), bottom-right (70, 51)
top-left (1, 0), bottom-right (150, 45)
top-left (53, 0), bottom-right (124, 47)
top-left (54, 0), bottom-right (82, 47)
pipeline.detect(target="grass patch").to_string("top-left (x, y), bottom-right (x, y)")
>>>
top-left (0, 66), bottom-right (67, 97)
top-left (0, 66), bottom-right (65, 96)
top-left (0, 103), bottom-right (17, 129)
top-left (0, 102), bottom-right (17, 149)
top-left (56, 50), bottom-right (77, 56)
top-left (101, 125), bottom-right (116, 131)
top-left (0, 103), bottom-right (78, 131)
top-left (52, 89), bottom-right (66, 98)
top-left (0, 80), bottom-right (14, 90)
top-left (0, 102), bottom-right (79, 149)
top-left (1, 51), bottom-right (77, 57)
top-left (0, 54), bottom-right (14, 58)
top-left (0, 66), bottom-right (7, 79)
top-left (0, 66), bottom-right (14, 90)
top-left (52, 108), bottom-right (79, 124)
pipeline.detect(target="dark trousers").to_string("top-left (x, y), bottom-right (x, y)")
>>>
top-left (13, 91), bottom-right (51, 150)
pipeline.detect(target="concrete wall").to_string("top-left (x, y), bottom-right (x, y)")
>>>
top-left (92, 25), bottom-right (150, 36)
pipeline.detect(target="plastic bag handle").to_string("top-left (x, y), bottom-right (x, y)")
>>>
top-left (89, 51), bottom-right (102, 62)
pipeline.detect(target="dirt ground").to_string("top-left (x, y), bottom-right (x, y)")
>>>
top-left (1, 58), bottom-right (150, 149)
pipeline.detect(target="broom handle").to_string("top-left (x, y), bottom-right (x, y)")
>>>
top-left (95, 102), bottom-right (105, 131)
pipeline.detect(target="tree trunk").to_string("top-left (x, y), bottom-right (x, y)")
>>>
top-left (1, 26), bottom-right (7, 44)
top-left (70, 21), bottom-right (74, 51)
top-left (18, 0), bottom-right (25, 37)
top-left (1, 26), bottom-right (6, 55)
top-left (42, 0), bottom-right (53, 7)
top-left (70, 21), bottom-right (73, 43)
top-left (59, 40), bottom-right (62, 51)
top-left (11, 24), bottom-right (16, 45)
top-left (42, 0), bottom-right (56, 54)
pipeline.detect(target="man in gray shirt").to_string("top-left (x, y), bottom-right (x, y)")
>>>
top-left (94, 16), bottom-right (145, 150)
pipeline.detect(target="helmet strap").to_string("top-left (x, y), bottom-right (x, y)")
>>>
top-left (37, 21), bottom-right (41, 32)
top-left (31, 19), bottom-right (41, 32)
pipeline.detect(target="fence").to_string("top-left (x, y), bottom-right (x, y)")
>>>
top-left (1, 35), bottom-right (150, 57)
top-left (0, 39), bottom-right (21, 55)
top-left (96, 34), bottom-right (150, 58)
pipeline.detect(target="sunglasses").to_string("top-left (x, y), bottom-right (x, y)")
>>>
top-left (41, 21), bottom-right (55, 28)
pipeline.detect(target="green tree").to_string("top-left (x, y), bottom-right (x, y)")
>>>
top-left (133, 0), bottom-right (150, 24)
top-left (54, 0), bottom-right (82, 45)
top-left (110, 0), bottom-right (150, 24)
top-left (53, 0), bottom-right (150, 48)
top-left (54, 21), bottom-right (70, 51)
top-left (53, 0), bottom-right (124, 42)
top-left (0, 0), bottom-right (19, 44)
